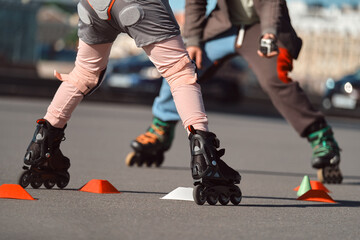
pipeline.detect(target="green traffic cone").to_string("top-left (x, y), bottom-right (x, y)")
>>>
top-left (297, 175), bottom-right (312, 197)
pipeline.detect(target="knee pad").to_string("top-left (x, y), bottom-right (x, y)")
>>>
top-left (79, 0), bottom-right (144, 26)
top-left (54, 65), bottom-right (106, 96)
top-left (162, 55), bottom-right (198, 92)
top-left (86, 0), bottom-right (114, 20)
top-left (118, 4), bottom-right (144, 27)
top-left (77, 2), bottom-right (92, 24)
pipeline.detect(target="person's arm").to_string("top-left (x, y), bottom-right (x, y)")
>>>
top-left (183, 0), bottom-right (208, 68)
top-left (254, 0), bottom-right (280, 37)
top-left (254, 0), bottom-right (281, 58)
top-left (183, 0), bottom-right (208, 47)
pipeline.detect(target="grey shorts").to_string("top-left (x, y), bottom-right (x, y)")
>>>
top-left (77, 0), bottom-right (181, 47)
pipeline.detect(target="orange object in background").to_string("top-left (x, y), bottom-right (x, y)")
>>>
top-left (79, 179), bottom-right (120, 194)
top-left (297, 189), bottom-right (336, 203)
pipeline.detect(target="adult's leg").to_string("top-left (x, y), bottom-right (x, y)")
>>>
top-left (152, 78), bottom-right (180, 121)
top-left (238, 24), bottom-right (341, 183)
top-left (237, 24), bottom-right (324, 136)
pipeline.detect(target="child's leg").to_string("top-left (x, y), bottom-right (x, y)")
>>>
top-left (44, 81), bottom-right (83, 128)
top-left (44, 40), bottom-right (112, 128)
top-left (142, 36), bottom-right (242, 205)
top-left (142, 35), bottom-right (208, 132)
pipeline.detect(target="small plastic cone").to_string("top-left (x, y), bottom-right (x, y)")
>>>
top-left (79, 179), bottom-right (120, 194)
top-left (293, 180), bottom-right (330, 193)
top-left (297, 175), bottom-right (311, 197)
top-left (297, 189), bottom-right (336, 203)
top-left (0, 184), bottom-right (35, 200)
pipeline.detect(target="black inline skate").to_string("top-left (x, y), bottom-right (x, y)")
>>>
top-left (188, 126), bottom-right (242, 205)
top-left (307, 126), bottom-right (342, 184)
top-left (125, 117), bottom-right (177, 167)
top-left (19, 119), bottom-right (70, 189)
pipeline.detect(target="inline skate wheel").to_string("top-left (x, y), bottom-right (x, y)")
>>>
top-left (18, 170), bottom-right (31, 188)
top-left (125, 152), bottom-right (136, 167)
top-left (30, 175), bottom-right (43, 189)
top-left (317, 165), bottom-right (343, 184)
top-left (154, 153), bottom-right (164, 167)
top-left (145, 157), bottom-right (154, 167)
top-left (56, 172), bottom-right (70, 189)
top-left (218, 194), bottom-right (230, 205)
top-left (126, 151), bottom-right (144, 166)
top-left (193, 185), bottom-right (206, 205)
top-left (136, 158), bottom-right (144, 166)
top-left (44, 179), bottom-right (56, 189)
top-left (230, 189), bottom-right (242, 206)
top-left (207, 194), bottom-right (218, 205)
top-left (146, 153), bottom-right (164, 167)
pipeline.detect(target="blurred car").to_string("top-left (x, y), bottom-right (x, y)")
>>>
top-left (101, 53), bottom-right (244, 104)
top-left (322, 69), bottom-right (360, 117)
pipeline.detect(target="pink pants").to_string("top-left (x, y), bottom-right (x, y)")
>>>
top-left (45, 35), bottom-right (208, 133)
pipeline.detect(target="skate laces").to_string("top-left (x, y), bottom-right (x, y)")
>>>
top-left (136, 131), bottom-right (159, 145)
top-left (150, 123), bottom-right (166, 136)
top-left (308, 127), bottom-right (339, 157)
top-left (136, 118), bottom-right (172, 145)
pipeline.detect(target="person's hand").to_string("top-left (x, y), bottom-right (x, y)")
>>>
top-left (187, 46), bottom-right (203, 69)
top-left (257, 33), bottom-right (278, 58)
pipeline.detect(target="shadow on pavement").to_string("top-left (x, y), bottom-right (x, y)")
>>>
top-left (119, 190), bottom-right (168, 195)
top-left (25, 185), bottom-right (360, 207)
top-left (159, 166), bottom-right (360, 184)
top-left (233, 196), bottom-right (360, 208)
top-left (30, 187), bottom-right (168, 195)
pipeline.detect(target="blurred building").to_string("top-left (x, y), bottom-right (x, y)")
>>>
top-left (35, 2), bottom-right (78, 78)
top-left (168, 1), bottom-right (360, 95)
top-left (288, 1), bottom-right (360, 94)
top-left (37, 3), bottom-right (78, 56)
top-left (110, 1), bottom-right (360, 95)
top-left (1, 0), bottom-right (359, 96)
top-left (0, 0), bottom-right (78, 78)
top-left (0, 0), bottom-right (40, 76)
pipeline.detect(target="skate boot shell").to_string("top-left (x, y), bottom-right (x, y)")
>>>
top-left (126, 117), bottom-right (177, 167)
top-left (19, 119), bottom-right (70, 189)
top-left (188, 126), bottom-right (242, 205)
top-left (308, 126), bottom-right (342, 184)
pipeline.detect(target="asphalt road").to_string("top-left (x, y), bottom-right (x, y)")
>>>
top-left (1, 96), bottom-right (360, 240)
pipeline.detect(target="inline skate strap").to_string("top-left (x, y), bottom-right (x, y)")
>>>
top-left (188, 125), bottom-right (196, 134)
top-left (136, 132), bottom-right (158, 144)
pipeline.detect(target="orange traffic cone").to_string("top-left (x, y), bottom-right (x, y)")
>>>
top-left (79, 179), bottom-right (120, 194)
top-left (297, 189), bottom-right (336, 203)
top-left (0, 184), bottom-right (35, 200)
top-left (293, 180), bottom-right (330, 193)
